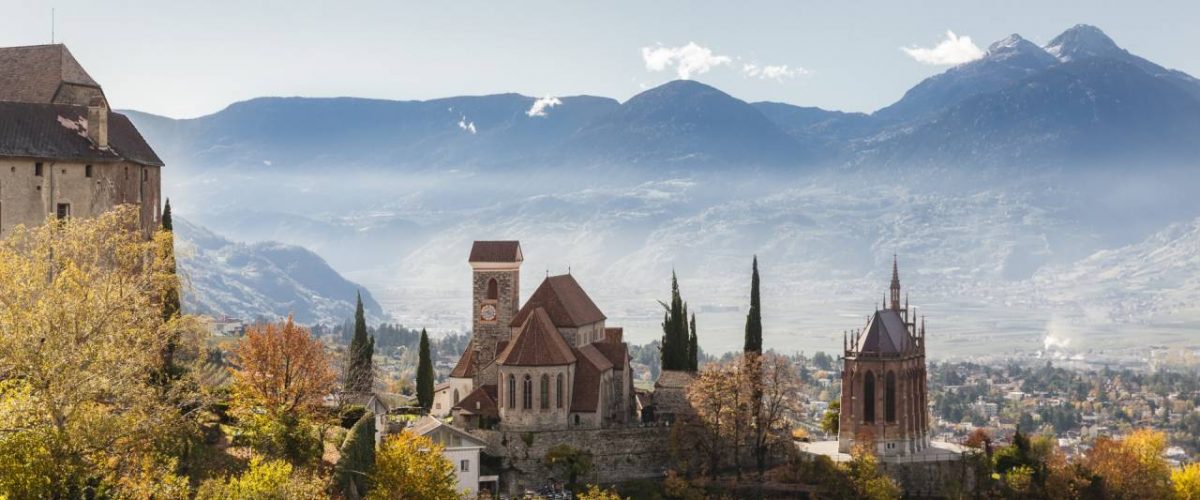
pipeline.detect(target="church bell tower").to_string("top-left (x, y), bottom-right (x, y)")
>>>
top-left (468, 241), bottom-right (523, 377)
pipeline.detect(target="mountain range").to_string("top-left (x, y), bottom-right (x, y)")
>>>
top-left (174, 216), bottom-right (384, 326)
top-left (126, 24), bottom-right (1200, 171)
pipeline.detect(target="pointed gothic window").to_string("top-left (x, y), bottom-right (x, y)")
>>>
top-left (523, 375), bottom-right (533, 409)
top-left (556, 373), bottom-right (564, 408)
top-left (885, 371), bottom-right (897, 423)
top-left (540, 374), bottom-right (550, 409)
top-left (863, 371), bottom-right (876, 423)
top-left (487, 278), bottom-right (498, 300)
top-left (507, 375), bottom-right (516, 409)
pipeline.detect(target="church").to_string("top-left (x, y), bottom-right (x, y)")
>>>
top-left (838, 257), bottom-right (931, 456)
top-left (432, 241), bottom-right (636, 431)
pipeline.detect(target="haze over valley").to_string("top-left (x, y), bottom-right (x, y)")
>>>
top-left (141, 25), bottom-right (1200, 358)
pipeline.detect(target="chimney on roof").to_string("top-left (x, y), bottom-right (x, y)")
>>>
top-left (87, 97), bottom-right (108, 149)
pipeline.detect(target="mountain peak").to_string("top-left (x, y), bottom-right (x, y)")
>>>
top-left (1045, 24), bottom-right (1122, 62)
top-left (985, 33), bottom-right (1053, 61)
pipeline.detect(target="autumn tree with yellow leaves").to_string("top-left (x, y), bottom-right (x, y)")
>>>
top-left (369, 431), bottom-right (462, 500)
top-left (0, 206), bottom-right (207, 498)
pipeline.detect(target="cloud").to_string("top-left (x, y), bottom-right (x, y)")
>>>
top-left (457, 117), bottom-right (476, 134)
top-left (743, 63), bottom-right (806, 81)
top-left (526, 96), bottom-right (562, 117)
top-left (901, 30), bottom-right (985, 66)
top-left (641, 42), bottom-right (732, 79)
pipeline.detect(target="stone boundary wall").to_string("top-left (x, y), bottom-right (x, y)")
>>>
top-left (469, 426), bottom-right (672, 493)
top-left (879, 457), bottom-right (977, 498)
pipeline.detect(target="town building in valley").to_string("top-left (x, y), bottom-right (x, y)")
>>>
top-left (0, 44), bottom-right (163, 237)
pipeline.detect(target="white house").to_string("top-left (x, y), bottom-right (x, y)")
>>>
top-left (408, 416), bottom-right (495, 497)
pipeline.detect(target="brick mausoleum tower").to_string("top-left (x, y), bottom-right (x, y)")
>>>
top-left (838, 256), bottom-right (930, 456)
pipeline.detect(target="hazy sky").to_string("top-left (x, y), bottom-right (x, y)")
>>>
top-left (3, 1), bottom-right (1197, 118)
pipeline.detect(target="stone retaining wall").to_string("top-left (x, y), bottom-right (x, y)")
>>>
top-left (469, 426), bottom-right (672, 494)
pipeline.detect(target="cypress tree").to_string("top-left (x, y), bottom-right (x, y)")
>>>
top-left (334, 411), bottom-right (376, 498)
top-left (161, 198), bottom-right (173, 231)
top-left (660, 272), bottom-right (689, 371)
top-left (416, 328), bottom-right (434, 411)
top-left (744, 256), bottom-right (762, 354)
top-left (346, 292), bottom-right (374, 394)
top-left (159, 198), bottom-right (182, 380)
top-left (688, 312), bottom-right (698, 371)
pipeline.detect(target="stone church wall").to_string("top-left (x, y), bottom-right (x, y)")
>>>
top-left (470, 426), bottom-right (672, 494)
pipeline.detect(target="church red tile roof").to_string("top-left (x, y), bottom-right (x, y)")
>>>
top-left (469, 241), bottom-right (522, 263)
top-left (591, 341), bottom-right (627, 370)
top-left (0, 45), bottom-right (102, 105)
top-left (570, 345), bottom-right (613, 413)
top-left (497, 308), bottom-right (576, 366)
top-left (510, 274), bottom-right (606, 328)
top-left (448, 347), bottom-right (477, 378)
top-left (453, 384), bottom-right (498, 418)
top-left (603, 327), bottom-right (623, 344)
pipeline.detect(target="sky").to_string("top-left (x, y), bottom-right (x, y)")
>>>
top-left (2, 1), bottom-right (1197, 119)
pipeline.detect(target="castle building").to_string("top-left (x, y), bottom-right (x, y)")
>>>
top-left (838, 257), bottom-right (930, 456)
top-left (0, 44), bottom-right (163, 237)
top-left (435, 241), bottom-right (636, 431)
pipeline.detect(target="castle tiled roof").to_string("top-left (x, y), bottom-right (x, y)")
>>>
top-left (0, 102), bottom-right (164, 166)
top-left (853, 309), bottom-right (914, 354)
top-left (0, 45), bottom-right (102, 105)
top-left (497, 308), bottom-right (576, 366)
top-left (469, 241), bottom-right (522, 263)
top-left (511, 274), bottom-right (606, 328)
top-left (453, 384), bottom-right (498, 418)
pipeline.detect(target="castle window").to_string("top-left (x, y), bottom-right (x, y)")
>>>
top-left (85, 165), bottom-right (93, 177)
top-left (453, 389), bottom-right (460, 405)
top-left (142, 168), bottom-right (148, 181)
top-left (35, 163), bottom-right (43, 176)
top-left (556, 373), bottom-right (564, 408)
top-left (486, 278), bottom-right (498, 300)
top-left (507, 375), bottom-right (516, 409)
top-left (863, 371), bottom-right (876, 423)
top-left (522, 375), bottom-right (533, 410)
top-left (574, 414), bottom-right (580, 426)
top-left (885, 371), bottom-right (897, 423)
top-left (540, 374), bottom-right (550, 409)
top-left (56, 203), bottom-right (70, 220)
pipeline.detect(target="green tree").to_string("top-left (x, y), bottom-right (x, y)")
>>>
top-left (545, 444), bottom-right (594, 493)
top-left (416, 328), bottom-right (434, 411)
top-left (346, 292), bottom-right (375, 394)
top-left (744, 256), bottom-right (762, 353)
top-left (660, 272), bottom-right (689, 371)
top-left (158, 197), bottom-right (183, 380)
top-left (688, 312), bottom-right (699, 371)
top-left (334, 411), bottom-right (377, 498)
top-left (821, 401), bottom-right (841, 435)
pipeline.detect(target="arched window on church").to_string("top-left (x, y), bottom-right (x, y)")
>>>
top-left (507, 375), bottom-right (516, 409)
top-left (487, 278), bottom-right (498, 300)
top-left (453, 389), bottom-right (460, 405)
top-left (540, 374), bottom-right (550, 409)
top-left (556, 373), bottom-right (564, 408)
top-left (863, 371), bottom-right (876, 423)
top-left (885, 371), bottom-right (897, 423)
top-left (523, 375), bottom-right (533, 409)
